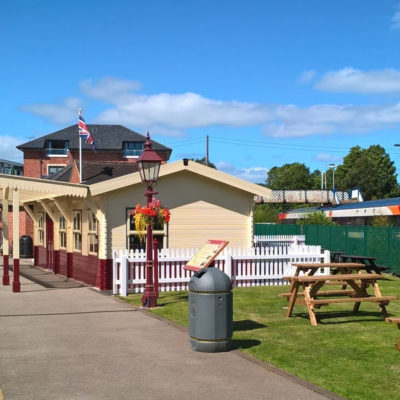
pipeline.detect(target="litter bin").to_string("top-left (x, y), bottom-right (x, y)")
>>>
top-left (20, 235), bottom-right (33, 258)
top-left (188, 265), bottom-right (233, 352)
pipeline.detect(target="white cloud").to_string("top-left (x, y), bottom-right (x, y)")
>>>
top-left (315, 67), bottom-right (400, 94)
top-left (313, 153), bottom-right (343, 163)
top-left (0, 136), bottom-right (24, 162)
top-left (81, 78), bottom-right (274, 131)
top-left (263, 102), bottom-right (400, 138)
top-left (215, 161), bottom-right (268, 183)
top-left (95, 92), bottom-right (273, 129)
top-left (20, 76), bottom-right (400, 139)
top-left (21, 97), bottom-right (81, 125)
top-left (391, 5), bottom-right (400, 30)
top-left (80, 77), bottom-right (141, 103)
top-left (298, 70), bottom-right (316, 84)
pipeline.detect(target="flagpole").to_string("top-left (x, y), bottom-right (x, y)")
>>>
top-left (78, 108), bottom-right (83, 183)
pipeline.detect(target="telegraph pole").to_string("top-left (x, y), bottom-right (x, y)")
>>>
top-left (206, 135), bottom-right (209, 166)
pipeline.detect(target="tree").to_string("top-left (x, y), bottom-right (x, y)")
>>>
top-left (253, 204), bottom-right (280, 223)
top-left (370, 215), bottom-right (394, 227)
top-left (191, 157), bottom-right (216, 169)
top-left (335, 145), bottom-right (399, 200)
top-left (266, 163), bottom-right (313, 189)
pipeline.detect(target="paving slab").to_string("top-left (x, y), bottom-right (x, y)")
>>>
top-left (0, 260), bottom-right (344, 400)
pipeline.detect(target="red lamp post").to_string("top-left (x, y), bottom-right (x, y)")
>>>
top-left (136, 132), bottom-right (162, 308)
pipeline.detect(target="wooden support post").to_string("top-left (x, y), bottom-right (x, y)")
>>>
top-left (286, 280), bottom-right (299, 318)
top-left (2, 188), bottom-right (9, 285)
top-left (12, 188), bottom-right (20, 292)
top-left (304, 285), bottom-right (318, 326)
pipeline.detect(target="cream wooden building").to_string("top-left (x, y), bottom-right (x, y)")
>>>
top-left (1, 160), bottom-right (272, 290)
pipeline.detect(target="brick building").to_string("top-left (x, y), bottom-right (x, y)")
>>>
top-left (17, 124), bottom-right (172, 181)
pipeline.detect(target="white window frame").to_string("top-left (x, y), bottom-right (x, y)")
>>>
top-left (38, 212), bottom-right (45, 245)
top-left (126, 208), bottom-right (168, 250)
top-left (47, 164), bottom-right (66, 175)
top-left (87, 211), bottom-right (98, 255)
top-left (73, 211), bottom-right (82, 252)
top-left (59, 214), bottom-right (67, 249)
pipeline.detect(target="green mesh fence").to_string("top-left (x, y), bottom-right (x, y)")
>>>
top-left (330, 225), bottom-right (347, 252)
top-left (346, 226), bottom-right (365, 255)
top-left (254, 223), bottom-right (400, 273)
top-left (365, 227), bottom-right (389, 267)
top-left (388, 227), bottom-right (400, 274)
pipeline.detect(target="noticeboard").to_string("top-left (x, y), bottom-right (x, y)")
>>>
top-left (184, 240), bottom-right (229, 272)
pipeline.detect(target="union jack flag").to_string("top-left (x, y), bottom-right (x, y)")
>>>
top-left (78, 113), bottom-right (96, 152)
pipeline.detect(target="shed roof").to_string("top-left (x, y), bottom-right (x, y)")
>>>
top-left (89, 159), bottom-right (272, 198)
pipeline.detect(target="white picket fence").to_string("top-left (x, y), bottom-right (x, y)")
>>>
top-left (254, 235), bottom-right (305, 248)
top-left (113, 245), bottom-right (330, 296)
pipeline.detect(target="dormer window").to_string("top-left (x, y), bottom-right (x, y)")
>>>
top-left (123, 141), bottom-right (144, 158)
top-left (45, 140), bottom-right (68, 157)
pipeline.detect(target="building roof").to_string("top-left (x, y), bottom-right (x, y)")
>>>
top-left (0, 159), bottom-right (23, 167)
top-left (17, 124), bottom-right (172, 154)
top-left (89, 159), bottom-right (273, 198)
top-left (45, 164), bottom-right (73, 182)
top-left (45, 161), bottom-right (140, 185)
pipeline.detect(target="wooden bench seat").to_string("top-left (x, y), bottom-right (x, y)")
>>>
top-left (295, 273), bottom-right (381, 283)
top-left (311, 296), bottom-right (398, 305)
top-left (375, 265), bottom-right (389, 273)
top-left (386, 317), bottom-right (400, 323)
top-left (385, 317), bottom-right (400, 351)
top-left (279, 289), bottom-right (355, 298)
top-left (283, 273), bottom-right (380, 283)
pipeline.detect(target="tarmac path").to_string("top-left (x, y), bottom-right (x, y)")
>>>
top-left (0, 261), bottom-right (344, 400)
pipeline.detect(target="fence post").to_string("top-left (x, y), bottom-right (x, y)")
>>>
top-left (225, 249), bottom-right (232, 281)
top-left (112, 250), bottom-right (118, 295)
top-left (153, 238), bottom-right (159, 298)
top-left (120, 253), bottom-right (128, 297)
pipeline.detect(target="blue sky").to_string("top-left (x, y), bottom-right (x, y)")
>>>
top-left (2, 0), bottom-right (400, 183)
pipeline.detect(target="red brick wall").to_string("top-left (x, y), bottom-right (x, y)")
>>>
top-left (72, 253), bottom-right (98, 286)
top-left (23, 149), bottom-right (170, 178)
top-left (36, 246), bottom-right (47, 269)
top-left (36, 245), bottom-right (112, 289)
top-left (5, 208), bottom-right (33, 248)
top-left (58, 250), bottom-right (68, 276)
top-left (69, 162), bottom-right (81, 183)
top-left (23, 150), bottom-right (75, 178)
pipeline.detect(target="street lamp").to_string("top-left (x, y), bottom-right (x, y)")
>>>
top-left (328, 163), bottom-right (336, 190)
top-left (136, 132), bottom-right (162, 308)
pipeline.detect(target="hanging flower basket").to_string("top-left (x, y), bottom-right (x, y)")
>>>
top-left (131, 198), bottom-right (170, 242)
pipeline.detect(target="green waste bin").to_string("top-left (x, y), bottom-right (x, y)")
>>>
top-left (20, 235), bottom-right (33, 258)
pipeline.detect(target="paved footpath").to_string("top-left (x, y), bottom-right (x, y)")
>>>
top-left (0, 261), bottom-right (344, 400)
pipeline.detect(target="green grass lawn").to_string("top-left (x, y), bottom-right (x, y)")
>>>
top-left (122, 276), bottom-right (400, 400)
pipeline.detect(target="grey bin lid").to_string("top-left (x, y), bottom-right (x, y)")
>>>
top-left (189, 267), bottom-right (232, 292)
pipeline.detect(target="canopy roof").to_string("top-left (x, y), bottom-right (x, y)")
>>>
top-left (0, 174), bottom-right (88, 204)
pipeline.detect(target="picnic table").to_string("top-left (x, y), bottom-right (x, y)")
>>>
top-left (331, 251), bottom-right (345, 262)
top-left (338, 254), bottom-right (387, 273)
top-left (281, 262), bottom-right (398, 326)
